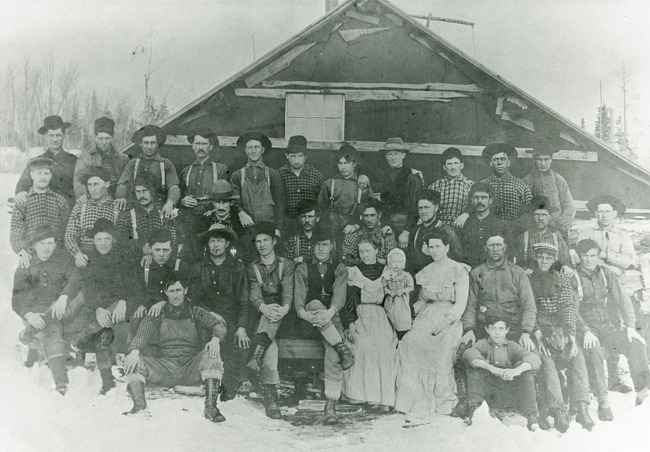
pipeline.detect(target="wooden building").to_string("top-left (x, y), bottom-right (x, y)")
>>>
top-left (127, 0), bottom-right (650, 213)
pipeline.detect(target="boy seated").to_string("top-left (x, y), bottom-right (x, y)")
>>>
top-left (462, 309), bottom-right (541, 431)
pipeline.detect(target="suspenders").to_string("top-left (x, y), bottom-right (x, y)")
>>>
top-left (241, 166), bottom-right (270, 187)
top-left (252, 260), bottom-right (285, 286)
top-left (185, 162), bottom-right (219, 188)
top-left (574, 267), bottom-right (609, 303)
top-left (144, 259), bottom-right (182, 286)
top-left (134, 158), bottom-right (166, 189)
top-left (130, 208), bottom-right (165, 241)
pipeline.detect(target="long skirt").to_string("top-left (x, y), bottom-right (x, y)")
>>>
top-left (395, 301), bottom-right (461, 414)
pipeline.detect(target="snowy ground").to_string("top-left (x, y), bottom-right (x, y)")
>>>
top-left (1, 172), bottom-right (649, 452)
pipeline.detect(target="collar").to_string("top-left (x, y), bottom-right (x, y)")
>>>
top-left (311, 256), bottom-right (334, 265)
top-left (246, 160), bottom-right (266, 169)
top-left (487, 338), bottom-right (511, 347)
top-left (491, 171), bottom-right (513, 180)
top-left (335, 172), bottom-right (358, 181)
top-left (577, 265), bottom-right (601, 277)
top-left (87, 194), bottom-right (115, 205)
top-left (445, 173), bottom-right (468, 182)
top-left (90, 144), bottom-right (116, 156)
top-left (27, 187), bottom-right (54, 197)
top-left (592, 222), bottom-right (619, 232)
top-left (138, 152), bottom-right (163, 161)
top-left (485, 259), bottom-right (508, 271)
top-left (191, 157), bottom-right (212, 166)
top-left (45, 149), bottom-right (65, 157)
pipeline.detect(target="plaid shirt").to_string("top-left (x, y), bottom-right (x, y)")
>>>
top-left (279, 164), bottom-right (323, 217)
top-left (342, 224), bottom-right (397, 267)
top-left (116, 206), bottom-right (177, 258)
top-left (529, 270), bottom-right (576, 337)
top-left (283, 231), bottom-right (314, 260)
top-left (65, 195), bottom-right (119, 255)
top-left (482, 172), bottom-right (532, 222)
top-left (10, 188), bottom-right (69, 253)
top-left (429, 174), bottom-right (474, 225)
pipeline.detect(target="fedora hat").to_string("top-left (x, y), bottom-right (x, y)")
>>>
top-left (482, 143), bottom-right (518, 161)
top-left (198, 223), bottom-right (238, 244)
top-left (131, 125), bottom-right (167, 146)
top-left (84, 218), bottom-right (117, 239)
top-left (380, 137), bottom-right (409, 153)
top-left (187, 127), bottom-right (219, 146)
top-left (94, 117), bottom-right (115, 136)
top-left (237, 132), bottom-right (272, 154)
top-left (38, 115), bottom-right (71, 135)
top-left (285, 135), bottom-right (307, 154)
top-left (208, 180), bottom-right (239, 202)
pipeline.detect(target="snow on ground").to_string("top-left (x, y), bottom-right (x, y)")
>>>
top-left (1, 172), bottom-right (650, 452)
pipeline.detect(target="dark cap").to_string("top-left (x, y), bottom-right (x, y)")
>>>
top-left (586, 195), bottom-right (626, 215)
top-left (27, 225), bottom-right (57, 247)
top-left (132, 125), bottom-right (167, 146)
top-left (484, 308), bottom-right (512, 327)
top-left (237, 132), bottom-right (272, 154)
top-left (38, 115), bottom-right (71, 135)
top-left (82, 166), bottom-right (111, 184)
top-left (312, 220), bottom-right (335, 243)
top-left (482, 143), bottom-right (518, 161)
top-left (337, 144), bottom-right (361, 162)
top-left (147, 228), bottom-right (173, 245)
top-left (84, 218), bottom-right (117, 239)
top-left (187, 127), bottom-right (218, 146)
top-left (28, 157), bottom-right (55, 171)
top-left (526, 142), bottom-right (558, 157)
top-left (286, 135), bottom-right (307, 154)
top-left (94, 117), bottom-right (115, 136)
top-left (469, 182), bottom-right (493, 197)
top-left (529, 194), bottom-right (552, 213)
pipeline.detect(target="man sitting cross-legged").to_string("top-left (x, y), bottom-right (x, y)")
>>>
top-left (122, 277), bottom-right (228, 422)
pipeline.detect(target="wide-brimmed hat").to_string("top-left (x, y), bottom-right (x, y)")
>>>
top-left (482, 143), bottom-right (518, 161)
top-left (84, 218), bottom-right (117, 238)
top-left (28, 157), bottom-right (55, 171)
top-left (586, 195), bottom-right (626, 215)
top-left (38, 115), bottom-right (71, 135)
top-left (311, 220), bottom-right (335, 243)
top-left (131, 125), bottom-right (167, 146)
top-left (251, 221), bottom-right (279, 240)
top-left (380, 137), bottom-right (409, 153)
top-left (208, 180), bottom-right (239, 202)
top-left (94, 117), bottom-right (115, 136)
top-left (529, 195), bottom-right (552, 213)
top-left (82, 166), bottom-right (111, 185)
top-left (187, 127), bottom-right (219, 146)
top-left (526, 142), bottom-right (558, 157)
top-left (237, 132), bottom-right (272, 154)
top-left (147, 228), bottom-right (173, 245)
top-left (286, 135), bottom-right (307, 154)
top-left (198, 223), bottom-right (238, 244)
top-left (27, 225), bottom-right (57, 247)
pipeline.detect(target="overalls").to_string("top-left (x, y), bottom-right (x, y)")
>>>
top-left (241, 167), bottom-right (275, 223)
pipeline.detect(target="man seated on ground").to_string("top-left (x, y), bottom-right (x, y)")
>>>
top-left (514, 195), bottom-right (572, 274)
top-left (294, 222), bottom-right (354, 424)
top-left (462, 309), bottom-right (540, 431)
top-left (283, 200), bottom-right (319, 264)
top-left (122, 277), bottom-right (228, 422)
top-left (572, 239), bottom-right (650, 415)
top-left (529, 243), bottom-right (593, 433)
top-left (341, 198), bottom-right (396, 267)
top-left (12, 225), bottom-right (82, 394)
top-left (73, 218), bottom-right (144, 395)
top-left (246, 221), bottom-right (295, 419)
top-left (453, 233), bottom-right (536, 419)
top-left (194, 224), bottom-right (249, 401)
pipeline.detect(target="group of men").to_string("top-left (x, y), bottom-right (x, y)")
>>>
top-left (10, 114), bottom-right (649, 430)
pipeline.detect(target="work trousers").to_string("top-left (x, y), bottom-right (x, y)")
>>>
top-left (127, 349), bottom-right (224, 386)
top-left (467, 368), bottom-right (538, 415)
top-left (537, 348), bottom-right (590, 411)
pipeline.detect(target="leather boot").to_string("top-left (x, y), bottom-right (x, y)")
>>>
top-left (246, 333), bottom-right (272, 380)
top-left (262, 384), bottom-right (282, 419)
top-left (598, 398), bottom-right (613, 421)
top-left (450, 368), bottom-right (469, 419)
top-left (575, 401), bottom-right (595, 431)
top-left (553, 408), bottom-right (570, 433)
top-left (99, 368), bottom-right (116, 395)
top-left (123, 380), bottom-right (147, 415)
top-left (324, 398), bottom-right (339, 425)
top-left (24, 348), bottom-right (39, 368)
top-left (204, 378), bottom-right (226, 422)
top-left (333, 342), bottom-right (354, 370)
top-left (537, 413), bottom-right (551, 430)
top-left (464, 405), bottom-right (478, 426)
top-left (635, 387), bottom-right (649, 406)
top-left (48, 355), bottom-right (69, 395)
top-left (526, 414), bottom-right (538, 432)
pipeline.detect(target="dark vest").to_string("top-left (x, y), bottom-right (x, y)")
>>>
top-left (382, 166), bottom-right (413, 215)
top-left (306, 262), bottom-right (336, 308)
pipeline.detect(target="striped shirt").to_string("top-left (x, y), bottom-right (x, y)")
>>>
top-left (65, 195), bottom-right (119, 255)
top-left (10, 188), bottom-right (69, 253)
top-left (283, 231), bottom-right (314, 261)
top-left (482, 172), bottom-right (532, 222)
top-left (429, 174), bottom-right (474, 225)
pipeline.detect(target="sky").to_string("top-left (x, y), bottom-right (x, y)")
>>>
top-left (2, 0), bottom-right (650, 167)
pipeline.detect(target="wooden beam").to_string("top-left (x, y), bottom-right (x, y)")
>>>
top-left (261, 80), bottom-right (483, 93)
top-left (244, 43), bottom-right (316, 88)
top-left (384, 13), bottom-right (403, 26)
top-left (164, 135), bottom-right (599, 162)
top-left (409, 33), bottom-right (432, 51)
top-left (345, 10), bottom-right (380, 25)
top-left (339, 27), bottom-right (390, 44)
top-left (235, 88), bottom-right (469, 102)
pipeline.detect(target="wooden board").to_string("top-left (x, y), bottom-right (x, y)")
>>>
top-left (277, 339), bottom-right (325, 360)
top-left (235, 88), bottom-right (469, 102)
top-left (244, 43), bottom-right (316, 88)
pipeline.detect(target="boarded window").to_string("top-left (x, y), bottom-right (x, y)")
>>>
top-left (285, 93), bottom-right (345, 141)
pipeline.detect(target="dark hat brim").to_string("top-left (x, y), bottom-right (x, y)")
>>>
top-left (131, 125), bottom-right (167, 146)
top-left (586, 195), bottom-right (627, 214)
top-left (84, 224), bottom-right (118, 239)
top-left (482, 143), bottom-right (518, 161)
top-left (237, 132), bottom-right (272, 154)
top-left (208, 192), bottom-right (239, 202)
top-left (38, 122), bottom-right (71, 135)
top-left (198, 228), bottom-right (238, 244)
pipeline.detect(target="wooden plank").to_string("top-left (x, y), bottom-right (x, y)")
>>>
top-left (277, 339), bottom-right (324, 360)
top-left (165, 135), bottom-right (599, 162)
top-left (339, 27), bottom-right (390, 44)
top-left (345, 10), bottom-right (380, 25)
top-left (262, 80), bottom-right (483, 93)
top-left (409, 33), bottom-right (432, 50)
top-left (559, 131), bottom-right (579, 145)
top-left (244, 43), bottom-right (316, 88)
top-left (384, 12), bottom-right (403, 26)
top-left (235, 88), bottom-right (469, 102)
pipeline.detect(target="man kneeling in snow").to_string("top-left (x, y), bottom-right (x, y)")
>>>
top-left (122, 277), bottom-right (228, 422)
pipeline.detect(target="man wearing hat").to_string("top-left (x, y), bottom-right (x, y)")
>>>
top-left (523, 144), bottom-right (575, 241)
top-left (73, 117), bottom-right (128, 199)
top-left (179, 128), bottom-right (229, 246)
top-left (430, 147), bottom-right (474, 229)
top-left (279, 135), bottom-right (323, 237)
top-left (115, 124), bottom-right (180, 218)
top-left (480, 143), bottom-right (532, 228)
top-left (193, 224), bottom-right (249, 400)
top-left (12, 225), bottom-right (83, 394)
top-left (230, 132), bottom-right (286, 237)
top-left (73, 218), bottom-right (144, 394)
top-left (405, 189), bottom-right (462, 274)
top-left (459, 182), bottom-right (511, 268)
top-left (117, 172), bottom-right (177, 260)
top-left (15, 115), bottom-right (77, 204)
top-left (283, 200), bottom-right (320, 263)
top-left (373, 137), bottom-right (423, 238)
top-left (514, 195), bottom-right (572, 274)
top-left (528, 242), bottom-right (594, 432)
top-left (578, 195), bottom-right (637, 275)
top-left (341, 198), bottom-right (397, 267)
top-left (10, 157), bottom-right (69, 269)
top-left (64, 166), bottom-right (120, 268)
top-left (245, 221), bottom-right (295, 419)
top-left (294, 221), bottom-right (354, 424)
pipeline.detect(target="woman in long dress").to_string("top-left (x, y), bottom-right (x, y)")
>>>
top-left (395, 230), bottom-right (469, 414)
top-left (341, 234), bottom-right (397, 409)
